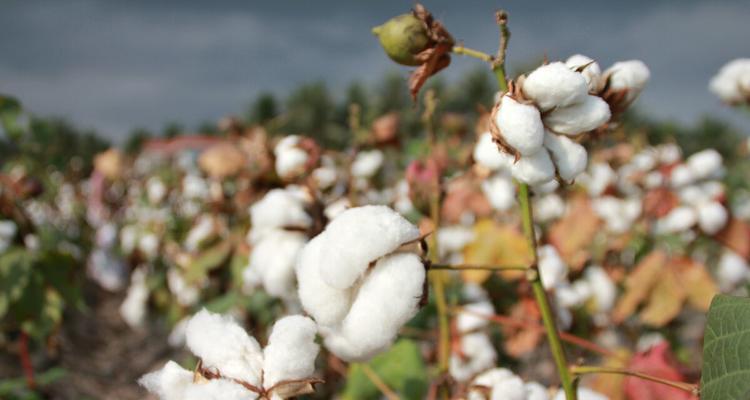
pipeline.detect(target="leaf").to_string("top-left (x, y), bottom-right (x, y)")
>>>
top-left (0, 248), bottom-right (33, 317)
top-left (462, 219), bottom-right (532, 283)
top-left (639, 264), bottom-right (686, 327)
top-left (548, 194), bottom-right (601, 270)
top-left (624, 341), bottom-right (696, 400)
top-left (185, 241), bottom-right (233, 283)
top-left (673, 258), bottom-right (717, 311)
top-left (701, 295), bottom-right (750, 400)
top-left (612, 250), bottom-right (666, 324)
top-left (717, 218), bottom-right (750, 259)
top-left (342, 339), bottom-right (428, 400)
top-left (588, 349), bottom-right (631, 400)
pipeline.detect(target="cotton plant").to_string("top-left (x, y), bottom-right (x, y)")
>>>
top-left (450, 297), bottom-right (498, 382)
top-left (709, 58), bottom-right (750, 106)
top-left (295, 205), bottom-right (426, 361)
top-left (274, 135), bottom-right (320, 181)
top-left (140, 309), bottom-right (321, 400)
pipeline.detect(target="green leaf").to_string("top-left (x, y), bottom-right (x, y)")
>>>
top-left (185, 241), bottom-right (233, 283)
top-left (700, 294), bottom-right (750, 400)
top-left (342, 339), bottom-right (428, 400)
top-left (0, 249), bottom-right (33, 317)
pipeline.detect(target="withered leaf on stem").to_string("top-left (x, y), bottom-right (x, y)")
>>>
top-left (408, 3), bottom-right (455, 101)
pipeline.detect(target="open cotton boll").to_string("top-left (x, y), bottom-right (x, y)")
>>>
top-left (246, 230), bottom-right (307, 299)
top-left (312, 166), bottom-right (337, 189)
top-left (449, 332), bottom-right (498, 382)
top-left (510, 149), bottom-right (556, 186)
top-left (605, 60), bottom-right (650, 102)
top-left (630, 148), bottom-right (658, 172)
top-left (139, 361), bottom-right (194, 400)
top-left (351, 149), bottom-right (384, 178)
top-left (701, 180), bottom-right (725, 201)
top-left (584, 266), bottom-right (616, 313)
top-left (468, 369), bottom-right (525, 400)
top-left (437, 226), bottom-right (475, 257)
top-left (643, 171), bottom-right (664, 189)
top-left (182, 379), bottom-right (258, 400)
top-left (543, 132), bottom-right (588, 182)
top-left (525, 382), bottom-right (550, 400)
top-left (138, 232), bottom-right (160, 260)
top-left (654, 206), bottom-right (697, 234)
top-left (658, 143), bottom-right (682, 164)
top-left (275, 135), bottom-right (308, 179)
top-left (669, 164), bottom-right (695, 187)
top-left (184, 215), bottom-right (215, 252)
top-left (185, 309), bottom-right (264, 386)
top-left (581, 162), bottom-right (616, 197)
top-left (532, 179), bottom-right (559, 194)
top-left (481, 174), bottom-right (516, 211)
top-left (0, 220), bottom-right (17, 252)
top-left (709, 58), bottom-right (750, 103)
top-left (262, 315), bottom-right (319, 388)
top-left (555, 280), bottom-right (593, 309)
top-left (534, 193), bottom-right (566, 223)
top-left (717, 249), bottom-right (750, 290)
top-left (295, 235), bottom-right (354, 326)
top-left (686, 149), bottom-right (723, 181)
top-left (324, 197), bottom-right (351, 220)
top-left (324, 253), bottom-right (425, 361)
top-left (495, 95), bottom-right (546, 156)
top-left (457, 301), bottom-right (494, 333)
top-left (87, 248), bottom-right (127, 291)
top-left (474, 132), bottom-right (513, 171)
top-left (167, 267), bottom-right (200, 307)
top-left (543, 95), bottom-right (611, 136)
top-left (554, 387), bottom-right (608, 400)
top-left (183, 174), bottom-right (208, 200)
top-left (696, 201), bottom-right (728, 235)
top-left (522, 62), bottom-right (589, 111)
top-left (490, 375), bottom-right (527, 400)
top-left (147, 177), bottom-right (168, 204)
top-left (249, 188), bottom-right (311, 243)
top-left (120, 267), bottom-right (149, 329)
top-left (316, 205), bottom-right (420, 290)
top-left (539, 245), bottom-right (568, 290)
top-left (566, 54), bottom-right (602, 92)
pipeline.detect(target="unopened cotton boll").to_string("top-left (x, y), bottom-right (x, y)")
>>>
top-left (351, 149), bottom-right (384, 178)
top-left (246, 230), bottom-right (307, 299)
top-left (686, 149), bottom-right (723, 181)
top-left (449, 332), bottom-right (498, 382)
top-left (539, 245), bottom-right (568, 290)
top-left (185, 309), bottom-right (264, 386)
top-left (566, 54), bottom-right (602, 92)
top-left (457, 301), bottom-right (493, 333)
top-left (262, 315), bottom-right (319, 388)
top-left (522, 62), bottom-right (589, 111)
top-left (474, 132), bottom-right (513, 171)
top-left (495, 95), bottom-right (545, 156)
top-left (323, 253), bottom-right (425, 361)
top-left (543, 95), bottom-right (611, 136)
top-left (510, 149), bottom-right (556, 186)
top-left (120, 268), bottom-right (150, 329)
top-left (543, 132), bottom-right (588, 182)
top-left (139, 361), bottom-right (194, 400)
top-left (482, 174), bottom-right (516, 211)
top-left (696, 201), bottom-right (728, 235)
top-left (249, 188), bottom-right (311, 243)
top-left (605, 60), bottom-right (650, 102)
top-left (316, 205), bottom-right (420, 290)
top-left (275, 135), bottom-right (308, 179)
top-left (534, 193), bottom-right (566, 223)
top-left (718, 250), bottom-right (750, 290)
top-left (709, 58), bottom-right (750, 104)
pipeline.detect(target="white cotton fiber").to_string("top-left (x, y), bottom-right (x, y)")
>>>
top-left (696, 201), bottom-right (728, 235)
top-left (554, 387), bottom-right (608, 400)
top-left (147, 177), bottom-right (167, 205)
top-left (185, 309), bottom-right (264, 386)
top-left (605, 60), bottom-right (650, 102)
top-left (468, 369), bottom-right (515, 400)
top-left (437, 226), bottom-right (476, 257)
top-left (581, 162), bottom-right (616, 197)
top-left (183, 174), bottom-right (208, 200)
top-left (138, 232), bottom-right (159, 260)
top-left (709, 58), bottom-right (750, 103)
top-left (249, 188), bottom-right (311, 243)
top-left (263, 315), bottom-right (319, 388)
top-left (481, 174), bottom-right (516, 211)
top-left (510, 149), bottom-right (556, 186)
top-left (686, 149), bottom-right (723, 181)
top-left (643, 171), bottom-right (664, 189)
top-left (490, 375), bottom-right (527, 400)
top-left (538, 245), bottom-right (568, 290)
top-left (185, 215), bottom-right (215, 252)
top-left (654, 206), bottom-right (697, 234)
top-left (324, 197), bottom-right (351, 220)
top-left (522, 62), bottom-right (589, 111)
top-left (167, 267), bottom-right (200, 307)
top-left (351, 149), bottom-right (384, 178)
top-left (544, 95), bottom-right (611, 136)
top-left (449, 332), bottom-right (498, 382)
top-left (658, 143), bottom-right (682, 164)
top-left (534, 193), bottom-right (566, 223)
top-left (525, 382), bottom-right (550, 400)
top-left (247, 230), bottom-right (307, 299)
top-left (630, 148), bottom-right (658, 172)
top-left (275, 135), bottom-right (308, 179)
top-left (495, 95), bottom-right (546, 156)
top-left (139, 361), bottom-right (193, 400)
top-left (669, 164), bottom-right (695, 187)
top-left (457, 301), bottom-right (494, 333)
top-left (474, 132), bottom-right (514, 171)
top-left (295, 235), bottom-right (354, 326)
top-left (717, 249), bottom-right (750, 290)
top-left (182, 379), bottom-right (258, 400)
top-left (324, 253), bottom-right (425, 361)
top-left (566, 54), bottom-right (602, 92)
top-left (532, 179), bottom-right (559, 194)
top-left (543, 132), bottom-right (588, 182)
top-left (316, 205), bottom-right (420, 290)
top-left (584, 266), bottom-right (616, 312)
top-left (87, 249), bottom-right (127, 291)
top-left (120, 267), bottom-right (149, 329)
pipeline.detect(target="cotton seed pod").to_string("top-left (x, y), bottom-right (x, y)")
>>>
top-left (543, 131), bottom-right (588, 182)
top-left (372, 13), bottom-right (430, 66)
top-left (522, 61), bottom-right (589, 111)
top-left (696, 201), bottom-right (728, 235)
top-left (449, 332), bottom-right (497, 382)
top-left (510, 149), bottom-right (555, 186)
top-left (566, 54), bottom-right (602, 92)
top-left (686, 148), bottom-right (723, 180)
top-left (604, 60), bottom-right (650, 104)
top-left (543, 95), bottom-right (611, 136)
top-left (473, 132), bottom-right (513, 172)
top-left (481, 174), bottom-right (515, 212)
top-left (709, 58), bottom-right (750, 104)
top-left (492, 95), bottom-right (545, 156)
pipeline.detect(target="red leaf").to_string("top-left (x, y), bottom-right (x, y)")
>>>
top-left (623, 342), bottom-right (697, 400)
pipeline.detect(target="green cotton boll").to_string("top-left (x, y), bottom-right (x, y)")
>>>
top-left (372, 14), bottom-right (429, 67)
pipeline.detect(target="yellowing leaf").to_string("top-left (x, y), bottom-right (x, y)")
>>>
top-left (613, 250), bottom-right (666, 324)
top-left (548, 194), bottom-right (601, 271)
top-left (640, 264), bottom-right (686, 327)
top-left (674, 258), bottom-right (717, 311)
top-left (461, 219), bottom-right (532, 284)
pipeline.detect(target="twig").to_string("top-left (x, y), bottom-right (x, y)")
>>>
top-left (570, 365), bottom-right (699, 395)
top-left (19, 330), bottom-right (35, 390)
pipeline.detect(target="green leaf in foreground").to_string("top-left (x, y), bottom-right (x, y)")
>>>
top-left (342, 339), bottom-right (428, 400)
top-left (701, 294), bottom-right (750, 400)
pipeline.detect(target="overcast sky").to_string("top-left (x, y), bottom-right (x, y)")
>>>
top-left (1, 0), bottom-right (749, 141)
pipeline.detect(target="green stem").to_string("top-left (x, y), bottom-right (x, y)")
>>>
top-left (519, 183), bottom-right (576, 400)
top-left (571, 365), bottom-right (698, 394)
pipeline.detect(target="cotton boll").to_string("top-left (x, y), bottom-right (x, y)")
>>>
top-left (554, 387), bottom-right (608, 400)
top-left (312, 166), bottom-right (337, 189)
top-left (120, 267), bottom-right (150, 329)
top-left (709, 58), bottom-right (750, 103)
top-left (185, 309), bottom-right (264, 386)
top-left (249, 188), bottom-right (311, 243)
top-left (184, 215), bottom-right (215, 252)
top-left (168, 318), bottom-right (189, 348)
top-left (539, 245), bottom-right (568, 290)
top-left (534, 193), bottom-right (566, 223)
top-left (138, 233), bottom-right (159, 260)
top-left (96, 223), bottom-right (118, 248)
top-left (543, 95), bottom-right (611, 136)
top-left (449, 332), bottom-right (498, 382)
top-left (247, 230), bottom-right (306, 299)
top-left (351, 150), bottom-right (384, 178)
top-left (474, 132), bottom-right (513, 171)
top-left (630, 148), bottom-right (658, 172)
top-left (182, 379), bottom-right (258, 400)
top-left (525, 381), bottom-right (551, 400)
top-left (490, 375), bottom-right (526, 400)
top-left (295, 235), bottom-right (354, 326)
top-left (0, 220), bottom-right (17, 252)
top-left (657, 143), bottom-right (682, 164)
top-left (696, 201), bottom-right (728, 235)
top-left (87, 249), bottom-right (127, 291)
top-left (566, 54), bottom-right (602, 92)
top-left (275, 135), bottom-right (309, 179)
top-left (605, 60), bottom-right (650, 102)
top-left (139, 361), bottom-right (193, 400)
top-left (717, 250), bottom-right (750, 290)
top-left (324, 197), bottom-right (351, 221)
top-left (183, 174), bottom-right (208, 200)
top-left (167, 267), bottom-right (200, 307)
top-left (120, 225), bottom-right (138, 254)
top-left (584, 266), bottom-right (616, 313)
top-left (263, 315), bottom-right (319, 388)
top-left (147, 177), bottom-right (168, 204)
top-left (581, 162), bottom-right (616, 196)
top-left (543, 132), bottom-right (588, 182)
top-left (317, 205), bottom-right (420, 290)
top-left (437, 226), bottom-right (476, 257)
top-left (481, 174), bottom-right (516, 211)
top-left (468, 369), bottom-right (517, 400)
top-left (325, 253), bottom-right (425, 361)
top-left (669, 164), bottom-right (695, 187)
top-left (522, 62), bottom-right (589, 111)
top-left (654, 206), bottom-right (697, 234)
top-left (457, 301), bottom-right (494, 333)
top-left (686, 149), bottom-right (723, 181)
top-left (495, 95), bottom-right (546, 156)
top-left (555, 280), bottom-right (592, 309)
top-left (701, 181), bottom-right (725, 201)
top-left (510, 149), bottom-right (556, 186)
top-left (532, 179), bottom-right (560, 194)
top-left (643, 171), bottom-right (664, 189)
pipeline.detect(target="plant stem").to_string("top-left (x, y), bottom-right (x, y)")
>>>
top-left (570, 365), bottom-right (698, 394)
top-left (361, 364), bottom-right (401, 400)
top-left (429, 263), bottom-right (528, 272)
top-left (19, 330), bottom-right (35, 390)
top-left (518, 183), bottom-right (577, 400)
top-left (452, 46), bottom-right (493, 63)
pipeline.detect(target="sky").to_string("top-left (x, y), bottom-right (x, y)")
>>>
top-left (1, 0), bottom-right (749, 141)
